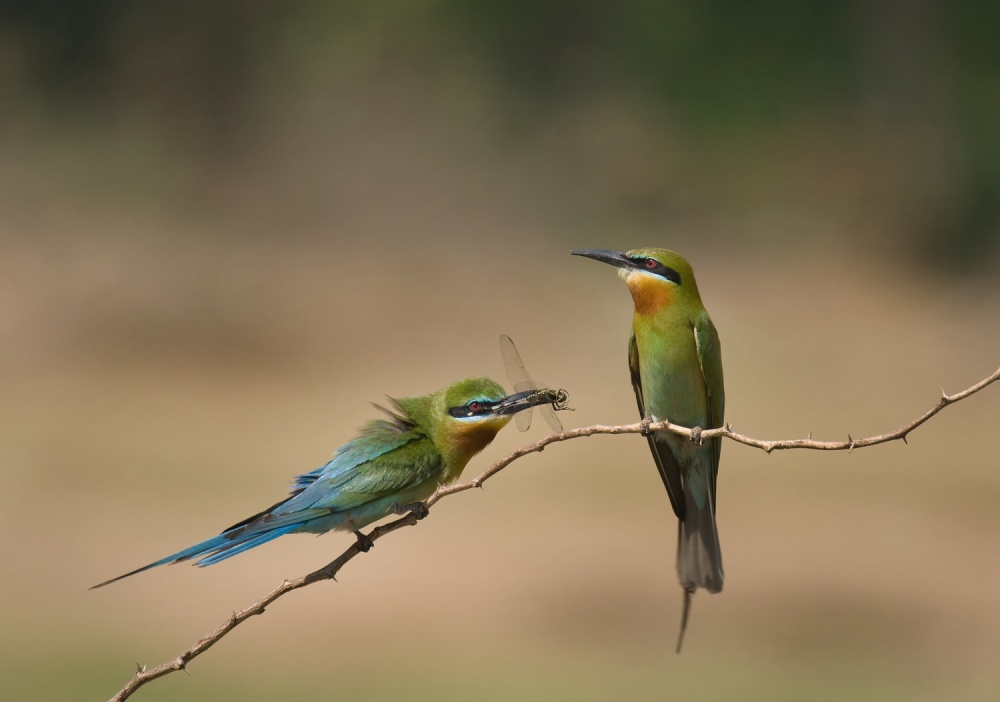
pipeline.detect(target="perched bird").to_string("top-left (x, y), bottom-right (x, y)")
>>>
top-left (571, 248), bottom-right (725, 651)
top-left (93, 377), bottom-right (560, 588)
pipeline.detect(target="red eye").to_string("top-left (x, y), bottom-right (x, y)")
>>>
top-left (645, 258), bottom-right (658, 269)
top-left (468, 401), bottom-right (482, 412)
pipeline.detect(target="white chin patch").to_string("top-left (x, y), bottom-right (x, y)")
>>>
top-left (622, 269), bottom-right (662, 284)
top-left (455, 415), bottom-right (504, 425)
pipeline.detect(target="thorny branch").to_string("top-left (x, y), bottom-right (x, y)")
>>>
top-left (108, 365), bottom-right (1000, 701)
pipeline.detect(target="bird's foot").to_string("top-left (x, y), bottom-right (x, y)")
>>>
top-left (394, 501), bottom-right (429, 520)
top-left (353, 530), bottom-right (374, 552)
top-left (690, 426), bottom-right (704, 445)
top-left (639, 417), bottom-right (655, 436)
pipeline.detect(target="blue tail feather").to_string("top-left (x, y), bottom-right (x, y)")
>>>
top-left (193, 526), bottom-right (298, 567)
top-left (91, 519), bottom-right (308, 588)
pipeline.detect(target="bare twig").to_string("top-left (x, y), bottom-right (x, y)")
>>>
top-left (702, 364), bottom-right (1000, 454)
top-left (107, 512), bottom-right (421, 702)
top-left (108, 365), bottom-right (1000, 701)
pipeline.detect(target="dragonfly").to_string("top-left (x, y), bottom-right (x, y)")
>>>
top-left (499, 334), bottom-right (571, 432)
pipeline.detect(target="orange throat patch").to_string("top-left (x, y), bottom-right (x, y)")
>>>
top-left (625, 271), bottom-right (675, 315)
top-left (451, 418), bottom-right (508, 461)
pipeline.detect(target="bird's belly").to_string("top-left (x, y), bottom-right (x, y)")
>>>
top-left (634, 322), bottom-right (708, 428)
top-left (295, 479), bottom-right (440, 534)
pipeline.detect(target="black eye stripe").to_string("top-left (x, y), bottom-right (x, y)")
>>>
top-left (628, 257), bottom-right (681, 285)
top-left (447, 400), bottom-right (497, 419)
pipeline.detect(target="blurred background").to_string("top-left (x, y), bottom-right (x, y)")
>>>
top-left (2, 1), bottom-right (1000, 700)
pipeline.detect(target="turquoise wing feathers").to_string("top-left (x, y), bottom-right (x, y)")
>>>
top-left (92, 406), bottom-right (442, 586)
top-left (277, 429), bottom-right (441, 514)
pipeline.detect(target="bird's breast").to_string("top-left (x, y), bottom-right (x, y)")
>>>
top-left (438, 419), bottom-right (507, 483)
top-left (634, 322), bottom-right (708, 428)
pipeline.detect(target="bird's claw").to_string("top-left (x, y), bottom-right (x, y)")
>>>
top-left (353, 530), bottom-right (374, 552)
top-left (639, 417), bottom-right (654, 437)
top-left (690, 426), bottom-right (704, 445)
top-left (395, 502), bottom-right (429, 520)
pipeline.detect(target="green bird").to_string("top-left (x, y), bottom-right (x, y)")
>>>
top-left (572, 247), bottom-right (725, 650)
top-left (94, 378), bottom-right (565, 588)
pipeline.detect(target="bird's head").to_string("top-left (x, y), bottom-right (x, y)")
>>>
top-left (442, 377), bottom-right (558, 429)
top-left (431, 377), bottom-right (555, 470)
top-left (571, 247), bottom-right (701, 315)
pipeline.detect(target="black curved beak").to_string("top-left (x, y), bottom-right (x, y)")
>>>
top-left (570, 249), bottom-right (635, 270)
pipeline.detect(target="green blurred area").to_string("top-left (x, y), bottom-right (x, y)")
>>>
top-left (3, 0), bottom-right (1000, 266)
top-left (2, 3), bottom-right (1000, 701)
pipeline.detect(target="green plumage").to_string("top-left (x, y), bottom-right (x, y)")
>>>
top-left (572, 246), bottom-right (727, 650)
top-left (93, 376), bottom-right (554, 588)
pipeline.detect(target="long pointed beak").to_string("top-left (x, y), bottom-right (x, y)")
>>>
top-left (570, 249), bottom-right (635, 270)
top-left (493, 389), bottom-right (565, 417)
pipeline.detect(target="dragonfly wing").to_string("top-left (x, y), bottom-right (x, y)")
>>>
top-left (501, 334), bottom-right (538, 432)
top-left (538, 403), bottom-right (563, 432)
top-left (500, 335), bottom-right (534, 387)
